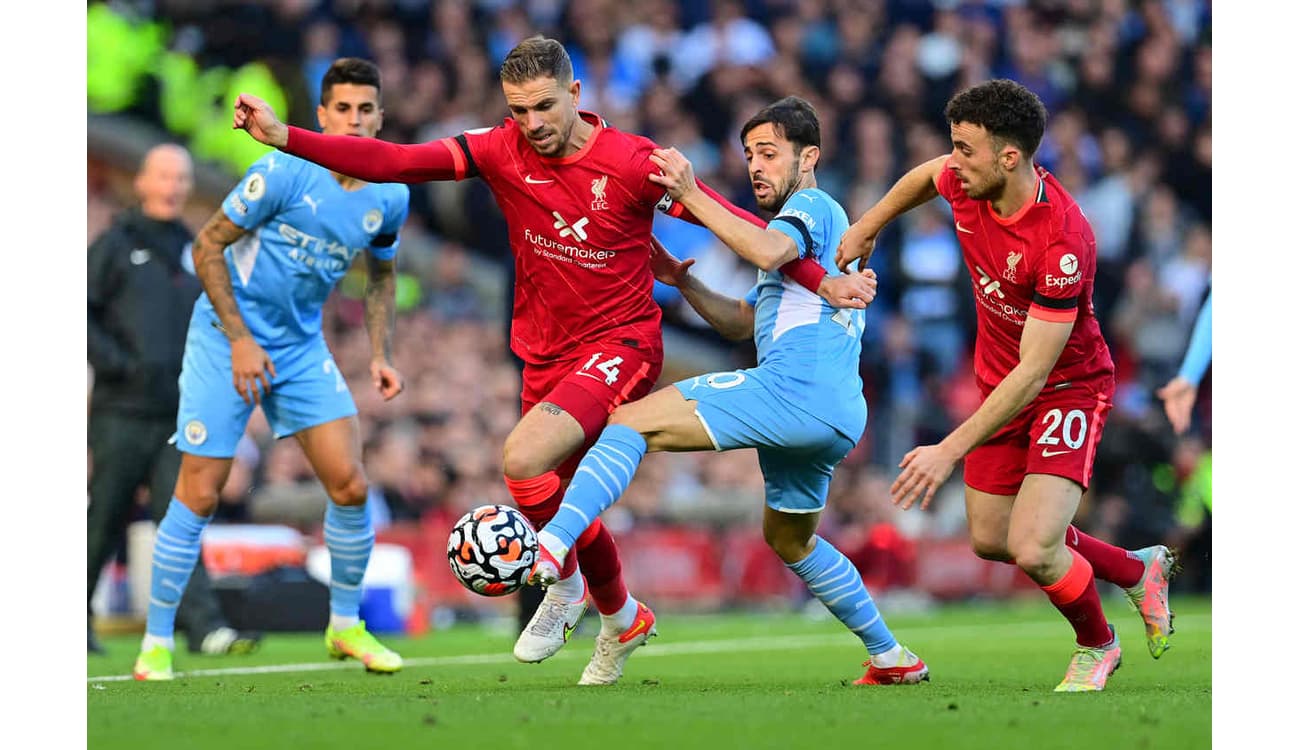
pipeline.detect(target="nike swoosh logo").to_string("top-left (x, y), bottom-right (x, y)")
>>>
top-left (955, 221), bottom-right (975, 234)
top-left (1041, 448), bottom-right (1072, 458)
top-left (620, 619), bottom-right (648, 643)
top-left (524, 175), bottom-right (554, 184)
top-left (564, 621), bottom-right (577, 641)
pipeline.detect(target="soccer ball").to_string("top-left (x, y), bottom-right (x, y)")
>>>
top-left (447, 504), bottom-right (539, 597)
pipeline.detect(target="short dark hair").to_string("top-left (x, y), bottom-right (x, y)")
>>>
top-left (944, 79), bottom-right (1047, 157)
top-left (740, 96), bottom-right (821, 153)
top-left (320, 57), bottom-right (383, 105)
top-left (500, 36), bottom-right (573, 85)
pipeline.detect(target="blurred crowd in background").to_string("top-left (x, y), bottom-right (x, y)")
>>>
top-left (87, 0), bottom-right (1212, 599)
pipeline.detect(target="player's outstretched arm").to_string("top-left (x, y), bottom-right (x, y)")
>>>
top-left (232, 93), bottom-right (289, 148)
top-left (836, 155), bottom-right (947, 272)
top-left (235, 93), bottom-right (469, 185)
top-left (650, 236), bottom-right (753, 340)
top-left (650, 148), bottom-right (797, 271)
top-left (364, 254), bottom-right (404, 401)
top-left (891, 316), bottom-right (1072, 511)
top-left (192, 211), bottom-right (276, 405)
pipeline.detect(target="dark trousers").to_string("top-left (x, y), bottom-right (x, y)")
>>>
top-left (87, 411), bottom-right (224, 639)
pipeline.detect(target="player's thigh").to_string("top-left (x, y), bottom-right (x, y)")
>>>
top-left (611, 385), bottom-right (714, 452)
top-left (962, 418), bottom-right (1031, 497)
top-left (755, 429), bottom-right (855, 514)
top-left (293, 415), bottom-right (365, 495)
top-left (964, 485), bottom-right (1016, 558)
top-left (174, 452), bottom-right (235, 512)
top-left (259, 342), bottom-right (358, 449)
top-left (1023, 383), bottom-right (1113, 492)
top-left (174, 328), bottom-right (257, 458)
top-left (674, 369), bottom-right (831, 453)
top-left (1007, 473), bottom-right (1084, 556)
top-left (512, 343), bottom-right (662, 473)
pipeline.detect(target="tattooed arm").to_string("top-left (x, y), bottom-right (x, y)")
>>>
top-left (193, 211), bottom-right (276, 405)
top-left (364, 253), bottom-right (404, 400)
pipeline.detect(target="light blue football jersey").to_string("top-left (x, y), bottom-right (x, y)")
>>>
top-left (743, 188), bottom-right (867, 441)
top-left (198, 152), bottom-right (410, 347)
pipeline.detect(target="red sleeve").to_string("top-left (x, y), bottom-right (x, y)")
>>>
top-left (779, 255), bottom-right (828, 293)
top-left (283, 126), bottom-right (470, 183)
top-left (1028, 233), bottom-right (1085, 323)
top-left (681, 179), bottom-right (828, 293)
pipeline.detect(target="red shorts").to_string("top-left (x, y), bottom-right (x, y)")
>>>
top-left (520, 342), bottom-right (662, 478)
top-left (963, 377), bottom-right (1114, 497)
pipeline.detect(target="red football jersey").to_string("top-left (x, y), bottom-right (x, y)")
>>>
top-left (936, 160), bottom-right (1115, 391)
top-left (438, 112), bottom-right (675, 365)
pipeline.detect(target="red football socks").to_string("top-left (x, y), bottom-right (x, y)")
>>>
top-left (504, 472), bottom-right (578, 578)
top-left (1066, 525), bottom-right (1144, 589)
top-left (1040, 548), bottom-right (1113, 648)
top-left (575, 519), bottom-right (629, 615)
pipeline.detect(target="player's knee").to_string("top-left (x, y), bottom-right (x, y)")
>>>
top-left (176, 489), bottom-right (219, 518)
top-left (969, 533), bottom-right (1013, 562)
top-left (325, 468), bottom-right (368, 507)
top-left (1007, 539), bottom-right (1054, 577)
top-left (763, 525), bottom-right (815, 565)
top-left (501, 440), bottom-right (549, 480)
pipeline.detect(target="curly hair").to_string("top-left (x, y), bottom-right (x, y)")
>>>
top-left (944, 79), bottom-right (1048, 157)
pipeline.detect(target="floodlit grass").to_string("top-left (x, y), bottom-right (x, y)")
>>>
top-left (88, 596), bottom-right (1211, 750)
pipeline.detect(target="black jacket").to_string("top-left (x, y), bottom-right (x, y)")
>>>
top-left (88, 208), bottom-right (203, 417)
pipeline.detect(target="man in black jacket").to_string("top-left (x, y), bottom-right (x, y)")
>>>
top-left (87, 143), bottom-right (259, 656)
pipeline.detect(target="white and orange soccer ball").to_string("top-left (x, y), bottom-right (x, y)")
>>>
top-left (447, 504), bottom-right (539, 597)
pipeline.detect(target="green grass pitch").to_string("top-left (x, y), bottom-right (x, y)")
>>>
top-left (88, 596), bottom-right (1211, 750)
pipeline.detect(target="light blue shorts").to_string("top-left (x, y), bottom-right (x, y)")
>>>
top-left (673, 369), bottom-right (858, 513)
top-left (173, 316), bottom-right (357, 457)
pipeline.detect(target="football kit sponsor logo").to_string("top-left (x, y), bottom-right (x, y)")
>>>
top-left (129, 249), bottom-right (151, 266)
top-left (1059, 253), bottom-right (1079, 274)
top-left (975, 265), bottom-right (1005, 299)
top-left (300, 193), bottom-right (322, 215)
top-left (524, 174), bottom-right (554, 185)
top-left (955, 220), bottom-right (975, 234)
top-left (552, 210), bottom-right (590, 242)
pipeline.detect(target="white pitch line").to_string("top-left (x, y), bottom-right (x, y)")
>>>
top-left (88, 613), bottom-right (1208, 684)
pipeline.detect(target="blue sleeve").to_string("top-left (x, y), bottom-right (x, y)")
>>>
top-left (743, 284), bottom-right (759, 307)
top-left (1177, 290), bottom-right (1212, 385)
top-left (768, 191), bottom-right (831, 261)
top-left (222, 154), bottom-right (294, 229)
top-left (369, 186), bottom-right (410, 262)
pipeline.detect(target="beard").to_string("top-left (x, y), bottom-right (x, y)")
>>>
top-left (531, 116), bottom-right (575, 157)
top-left (755, 164), bottom-right (802, 211)
top-left (965, 169), bottom-right (1007, 201)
